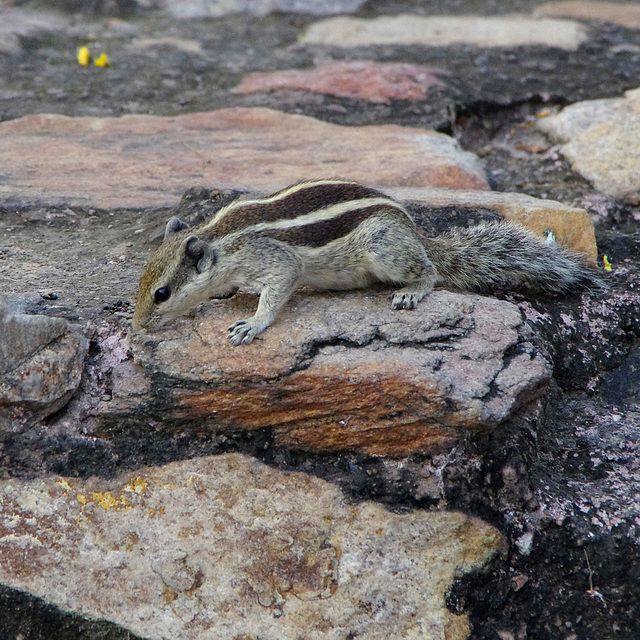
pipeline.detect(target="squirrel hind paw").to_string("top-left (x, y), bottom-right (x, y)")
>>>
top-left (391, 291), bottom-right (420, 310)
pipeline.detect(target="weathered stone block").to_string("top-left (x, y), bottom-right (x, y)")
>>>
top-left (0, 453), bottom-right (503, 640)
top-left (122, 290), bottom-right (551, 457)
top-left (0, 109), bottom-right (488, 210)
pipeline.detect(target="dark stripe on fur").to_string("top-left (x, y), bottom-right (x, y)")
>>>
top-left (257, 204), bottom-right (401, 247)
top-left (207, 182), bottom-right (389, 237)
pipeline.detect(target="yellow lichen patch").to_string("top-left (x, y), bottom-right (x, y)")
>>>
top-left (94, 53), bottom-right (111, 68)
top-left (89, 491), bottom-right (132, 511)
top-left (603, 255), bottom-right (612, 272)
top-left (60, 476), bottom-right (152, 513)
top-left (77, 46), bottom-right (91, 66)
top-left (55, 479), bottom-right (72, 494)
top-left (124, 475), bottom-right (149, 495)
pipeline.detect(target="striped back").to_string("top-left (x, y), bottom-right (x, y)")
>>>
top-left (201, 180), bottom-right (406, 239)
top-left (199, 180), bottom-right (410, 244)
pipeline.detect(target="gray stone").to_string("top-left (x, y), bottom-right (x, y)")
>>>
top-left (0, 8), bottom-right (68, 55)
top-left (537, 88), bottom-right (640, 203)
top-left (161, 0), bottom-right (366, 18)
top-left (535, 1), bottom-right (640, 29)
top-left (0, 298), bottom-right (88, 431)
top-left (301, 15), bottom-right (589, 50)
top-left (0, 453), bottom-right (503, 640)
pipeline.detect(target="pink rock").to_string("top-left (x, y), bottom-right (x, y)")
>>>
top-left (0, 108), bottom-right (488, 209)
top-left (232, 61), bottom-right (448, 104)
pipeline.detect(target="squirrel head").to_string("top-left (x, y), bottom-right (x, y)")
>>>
top-left (131, 217), bottom-right (216, 331)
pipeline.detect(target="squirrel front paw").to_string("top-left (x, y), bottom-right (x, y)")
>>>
top-left (228, 319), bottom-right (261, 345)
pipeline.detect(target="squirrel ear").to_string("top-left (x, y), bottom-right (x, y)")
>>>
top-left (165, 217), bottom-right (189, 239)
top-left (182, 236), bottom-right (216, 273)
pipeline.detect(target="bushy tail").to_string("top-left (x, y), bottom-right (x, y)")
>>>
top-left (423, 221), bottom-right (604, 295)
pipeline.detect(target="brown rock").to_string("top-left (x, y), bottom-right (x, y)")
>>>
top-left (232, 61), bottom-right (448, 104)
top-left (0, 109), bottom-right (488, 210)
top-left (387, 186), bottom-right (598, 262)
top-left (535, 1), bottom-right (640, 29)
top-left (120, 290), bottom-right (550, 457)
top-left (0, 453), bottom-right (503, 640)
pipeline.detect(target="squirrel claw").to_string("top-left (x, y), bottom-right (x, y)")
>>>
top-left (228, 319), bottom-right (258, 345)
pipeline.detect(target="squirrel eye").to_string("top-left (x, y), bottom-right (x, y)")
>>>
top-left (154, 287), bottom-right (171, 303)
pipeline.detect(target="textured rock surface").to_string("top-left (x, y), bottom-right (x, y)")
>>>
top-left (537, 88), bottom-right (640, 203)
top-left (119, 290), bottom-right (551, 457)
top-left (0, 298), bottom-right (88, 432)
top-left (0, 453), bottom-right (503, 640)
top-left (535, 1), bottom-right (640, 29)
top-left (232, 61), bottom-right (448, 104)
top-left (301, 15), bottom-right (589, 50)
top-left (0, 109), bottom-right (488, 209)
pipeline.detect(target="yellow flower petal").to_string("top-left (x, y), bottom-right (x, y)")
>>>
top-left (603, 255), bottom-right (612, 272)
top-left (77, 45), bottom-right (91, 66)
top-left (94, 53), bottom-right (111, 68)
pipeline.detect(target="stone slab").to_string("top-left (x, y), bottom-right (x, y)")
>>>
top-left (535, 1), bottom-right (640, 29)
top-left (0, 453), bottom-right (502, 640)
top-left (301, 14), bottom-right (588, 50)
top-left (537, 88), bottom-right (640, 203)
top-left (232, 61), bottom-right (448, 104)
top-left (0, 108), bottom-right (488, 210)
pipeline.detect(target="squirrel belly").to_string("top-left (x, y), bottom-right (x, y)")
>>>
top-left (131, 180), bottom-right (602, 345)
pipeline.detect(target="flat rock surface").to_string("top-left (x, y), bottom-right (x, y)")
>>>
top-left (0, 453), bottom-right (502, 640)
top-left (162, 0), bottom-right (367, 18)
top-left (0, 108), bottom-right (488, 209)
top-left (232, 61), bottom-right (448, 104)
top-left (0, 7), bottom-right (68, 55)
top-left (301, 14), bottom-right (589, 50)
top-left (535, 1), bottom-right (640, 28)
top-left (537, 88), bottom-right (640, 203)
